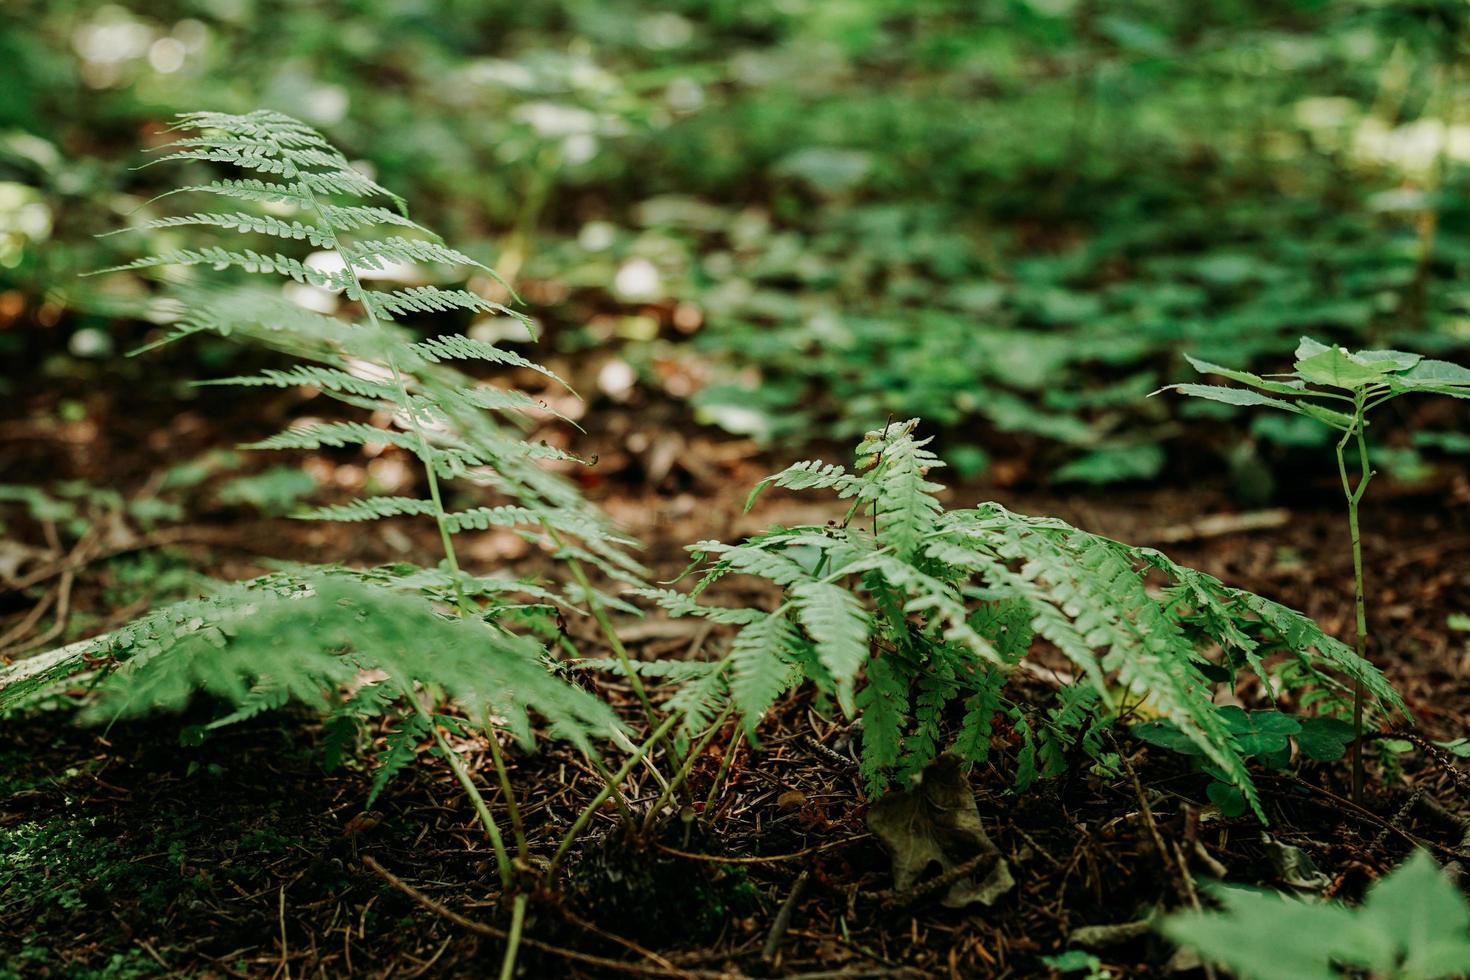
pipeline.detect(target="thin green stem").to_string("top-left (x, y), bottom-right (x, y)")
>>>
top-left (498, 892), bottom-right (528, 980)
top-left (484, 728), bottom-right (528, 864)
top-left (1335, 393), bottom-right (1374, 803)
top-left (585, 752), bottom-right (638, 831)
top-left (559, 549), bottom-right (662, 728)
top-left (544, 525), bottom-right (679, 790)
top-left (386, 361), bottom-right (468, 610)
top-left (703, 725), bottom-right (746, 817)
top-left (410, 694), bottom-right (514, 889)
top-left (641, 705), bottom-right (735, 836)
top-left (550, 712), bottom-right (680, 874)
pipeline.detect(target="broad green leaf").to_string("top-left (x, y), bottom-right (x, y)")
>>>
top-left (1294, 336), bottom-right (1331, 361)
top-left (1396, 358), bottom-right (1470, 387)
top-left (1053, 444), bottom-right (1164, 484)
top-left (1294, 347), bottom-right (1404, 388)
top-left (1161, 885), bottom-right (1358, 980)
top-left (1132, 719), bottom-right (1203, 756)
top-left (1207, 781), bottom-right (1248, 818)
top-left (1164, 384), bottom-right (1301, 413)
top-left (1184, 355), bottom-right (1308, 395)
top-left (1163, 852), bottom-right (1470, 980)
top-left (1293, 345), bottom-right (1417, 390)
top-left (1355, 348), bottom-right (1422, 370)
top-left (1294, 717), bottom-right (1355, 761)
top-left (1219, 706), bottom-right (1298, 755)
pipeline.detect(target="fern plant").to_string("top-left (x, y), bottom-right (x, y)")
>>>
top-left (1159, 337), bottom-right (1470, 799)
top-left (0, 114), bottom-right (668, 968)
top-left (640, 419), bottom-right (1405, 818)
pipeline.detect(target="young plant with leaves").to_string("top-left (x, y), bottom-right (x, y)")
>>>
top-left (637, 420), bottom-right (1404, 818)
top-left (1161, 850), bottom-right (1470, 980)
top-left (1159, 337), bottom-right (1470, 799)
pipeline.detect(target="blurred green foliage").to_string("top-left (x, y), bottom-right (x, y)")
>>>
top-left (3, 0), bottom-right (1469, 480)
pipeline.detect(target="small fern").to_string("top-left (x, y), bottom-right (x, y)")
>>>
top-left (650, 419), bottom-right (1406, 818)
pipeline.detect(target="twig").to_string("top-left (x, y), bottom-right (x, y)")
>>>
top-left (761, 870), bottom-right (810, 964)
top-left (655, 834), bottom-right (871, 865)
top-left (1367, 730), bottom-right (1470, 795)
top-left (2, 524), bottom-right (257, 594)
top-left (361, 856), bottom-right (718, 978)
top-left (1273, 774), bottom-right (1470, 862)
top-left (1371, 790), bottom-right (1422, 855)
top-left (0, 584), bottom-right (56, 654)
top-left (870, 849), bottom-right (998, 910)
top-left (1170, 840), bottom-right (1218, 980)
top-left (276, 885), bottom-right (290, 980)
top-left (1146, 508), bottom-right (1290, 544)
top-left (1, 568), bottom-right (74, 658)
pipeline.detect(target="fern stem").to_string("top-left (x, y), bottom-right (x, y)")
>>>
top-left (484, 726), bottom-right (529, 864)
top-left (640, 705), bottom-right (735, 836)
top-left (498, 892), bottom-right (528, 980)
top-left (585, 752), bottom-right (638, 832)
top-left (549, 712), bottom-right (680, 874)
top-left (412, 693), bottom-right (514, 889)
top-left (702, 725), bottom-right (745, 818)
top-left (546, 527), bottom-right (678, 785)
top-left (386, 358), bottom-right (468, 610)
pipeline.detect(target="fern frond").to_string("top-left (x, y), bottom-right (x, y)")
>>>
top-left (856, 652), bottom-right (908, 793)
top-left (107, 211), bottom-right (335, 246)
top-left (94, 246), bottom-right (352, 289)
top-left (366, 286), bottom-right (516, 320)
top-left (345, 237), bottom-right (486, 273)
top-left (408, 334), bottom-right (566, 386)
top-left (204, 365), bottom-right (400, 402)
top-left (746, 459), bottom-right (870, 511)
top-left (858, 420), bottom-right (946, 559)
top-left (648, 421), bottom-right (1400, 816)
top-left (728, 614), bottom-right (801, 733)
top-left (87, 576), bottom-right (621, 751)
top-left (626, 588), bottom-right (765, 626)
top-left (664, 661), bottom-right (730, 739)
top-left (367, 713), bottom-right (428, 807)
top-left (791, 581), bottom-right (870, 714)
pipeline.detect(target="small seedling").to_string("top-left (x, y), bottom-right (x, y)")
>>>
top-left (1159, 337), bottom-right (1470, 798)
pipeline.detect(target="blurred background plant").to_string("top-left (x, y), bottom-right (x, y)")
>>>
top-left (4, 0), bottom-right (1469, 485)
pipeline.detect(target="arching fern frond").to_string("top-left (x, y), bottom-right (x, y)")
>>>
top-left (49, 109), bottom-right (645, 809)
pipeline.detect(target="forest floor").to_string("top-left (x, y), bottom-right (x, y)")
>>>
top-left (4, 330), bottom-right (1470, 978)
